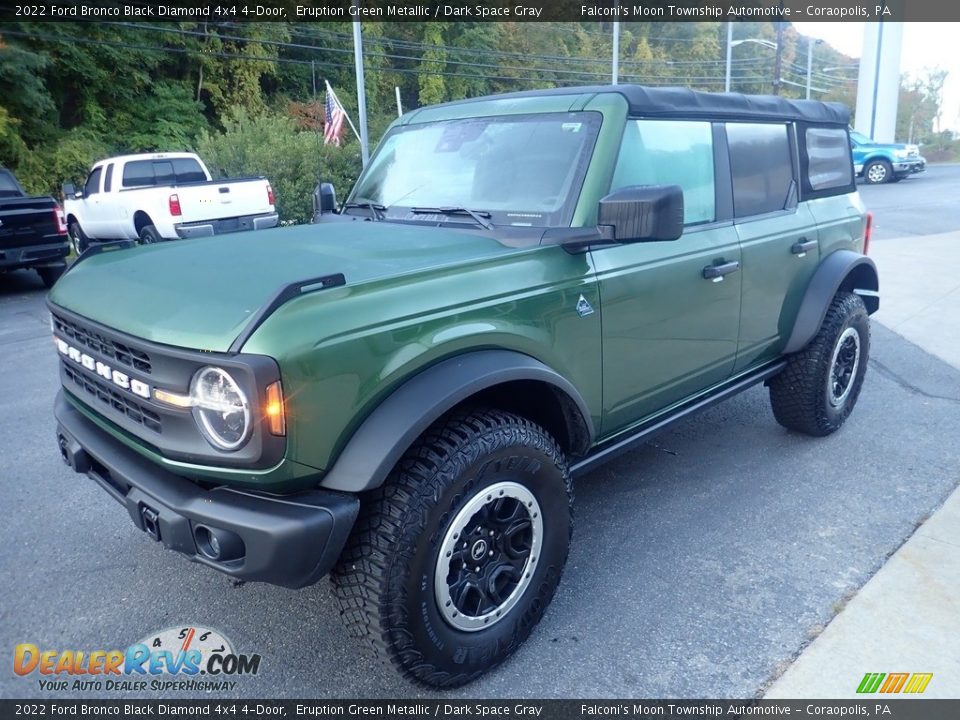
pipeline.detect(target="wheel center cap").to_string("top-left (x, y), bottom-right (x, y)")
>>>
top-left (471, 539), bottom-right (488, 561)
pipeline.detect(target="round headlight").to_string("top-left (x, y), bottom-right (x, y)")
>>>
top-left (190, 367), bottom-right (251, 451)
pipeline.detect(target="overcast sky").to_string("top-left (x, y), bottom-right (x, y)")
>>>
top-left (792, 22), bottom-right (960, 133)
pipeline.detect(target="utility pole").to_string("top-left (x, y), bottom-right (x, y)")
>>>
top-left (611, 22), bottom-right (620, 85)
top-left (772, 18), bottom-right (784, 95)
top-left (725, 22), bottom-right (733, 92)
top-left (352, 13), bottom-right (369, 166)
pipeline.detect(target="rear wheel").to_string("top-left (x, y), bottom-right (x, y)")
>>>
top-left (864, 159), bottom-right (892, 184)
top-left (138, 224), bottom-right (162, 244)
top-left (332, 408), bottom-right (573, 688)
top-left (769, 292), bottom-right (870, 436)
top-left (69, 222), bottom-right (89, 255)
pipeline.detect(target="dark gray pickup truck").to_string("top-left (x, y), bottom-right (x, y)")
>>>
top-left (0, 167), bottom-right (69, 287)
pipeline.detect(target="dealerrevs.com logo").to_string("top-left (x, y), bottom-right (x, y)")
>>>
top-left (14, 626), bottom-right (261, 692)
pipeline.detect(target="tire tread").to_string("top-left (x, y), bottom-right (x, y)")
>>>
top-left (331, 407), bottom-right (572, 688)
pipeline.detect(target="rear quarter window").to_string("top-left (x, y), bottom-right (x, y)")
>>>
top-left (802, 127), bottom-right (855, 196)
top-left (172, 158), bottom-right (206, 183)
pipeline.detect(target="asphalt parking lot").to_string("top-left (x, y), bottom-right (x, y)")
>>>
top-left (2, 166), bottom-right (959, 699)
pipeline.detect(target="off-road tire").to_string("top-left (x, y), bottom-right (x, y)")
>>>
top-left (331, 408), bottom-right (573, 688)
top-left (37, 263), bottom-right (66, 288)
top-left (138, 224), bottom-right (162, 244)
top-left (864, 159), bottom-right (892, 184)
top-left (769, 292), bottom-right (870, 437)
top-left (69, 222), bottom-right (89, 255)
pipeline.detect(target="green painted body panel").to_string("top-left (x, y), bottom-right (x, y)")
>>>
top-left (242, 240), bottom-right (601, 473)
top-left (48, 87), bottom-right (870, 493)
top-left (733, 205), bottom-right (820, 372)
top-left (591, 224), bottom-right (741, 434)
top-left (49, 223), bottom-right (533, 353)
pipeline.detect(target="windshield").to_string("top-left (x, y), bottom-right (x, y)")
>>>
top-left (349, 112), bottom-right (601, 227)
top-left (850, 131), bottom-right (871, 145)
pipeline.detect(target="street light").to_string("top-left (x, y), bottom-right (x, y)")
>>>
top-left (806, 38), bottom-right (824, 100)
top-left (724, 28), bottom-right (777, 92)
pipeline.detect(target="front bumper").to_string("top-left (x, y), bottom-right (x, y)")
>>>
top-left (175, 212), bottom-right (279, 239)
top-left (55, 391), bottom-right (359, 588)
top-left (893, 158), bottom-right (926, 174)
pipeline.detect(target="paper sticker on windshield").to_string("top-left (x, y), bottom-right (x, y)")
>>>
top-left (435, 121), bottom-right (486, 152)
top-left (561, 123), bottom-right (582, 133)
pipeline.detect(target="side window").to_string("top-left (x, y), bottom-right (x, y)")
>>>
top-left (103, 163), bottom-right (114, 193)
top-left (611, 119), bottom-right (715, 225)
top-left (172, 158), bottom-right (206, 183)
top-left (123, 161), bottom-right (155, 188)
top-left (805, 127), bottom-right (854, 191)
top-left (153, 161), bottom-right (175, 186)
top-left (84, 167), bottom-right (103, 197)
top-left (727, 123), bottom-right (794, 218)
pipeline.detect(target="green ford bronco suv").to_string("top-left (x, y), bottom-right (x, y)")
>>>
top-left (50, 85), bottom-right (877, 687)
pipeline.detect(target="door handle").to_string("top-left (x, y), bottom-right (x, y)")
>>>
top-left (791, 238), bottom-right (818, 255)
top-left (702, 260), bottom-right (740, 282)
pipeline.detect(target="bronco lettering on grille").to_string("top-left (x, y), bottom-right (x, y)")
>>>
top-left (55, 337), bottom-right (151, 399)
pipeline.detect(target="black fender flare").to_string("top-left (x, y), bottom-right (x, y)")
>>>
top-left (783, 250), bottom-right (879, 354)
top-left (318, 350), bottom-right (595, 493)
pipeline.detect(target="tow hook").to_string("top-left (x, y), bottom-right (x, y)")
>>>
top-left (58, 434), bottom-right (91, 474)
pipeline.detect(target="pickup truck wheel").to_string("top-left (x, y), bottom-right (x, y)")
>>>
top-left (864, 159), bottom-right (892, 184)
top-left (331, 408), bottom-right (572, 688)
top-left (69, 223), bottom-right (89, 254)
top-left (769, 292), bottom-right (870, 437)
top-left (138, 225), bottom-right (162, 244)
top-left (37, 263), bottom-right (66, 288)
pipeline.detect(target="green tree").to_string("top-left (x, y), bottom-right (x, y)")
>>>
top-left (418, 24), bottom-right (447, 106)
top-left (195, 107), bottom-right (362, 223)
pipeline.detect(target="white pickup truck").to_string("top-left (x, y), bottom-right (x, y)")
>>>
top-left (63, 152), bottom-right (278, 252)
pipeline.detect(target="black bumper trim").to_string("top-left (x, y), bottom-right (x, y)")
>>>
top-left (55, 391), bottom-right (359, 589)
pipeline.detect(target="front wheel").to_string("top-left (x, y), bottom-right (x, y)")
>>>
top-left (769, 292), bottom-right (870, 437)
top-left (332, 408), bottom-right (573, 688)
top-left (864, 159), bottom-right (893, 184)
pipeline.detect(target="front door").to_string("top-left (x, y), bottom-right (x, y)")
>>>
top-left (594, 119), bottom-right (741, 437)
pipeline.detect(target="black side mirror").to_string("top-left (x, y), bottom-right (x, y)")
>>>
top-left (597, 185), bottom-right (684, 243)
top-left (313, 182), bottom-right (337, 221)
top-left (62, 182), bottom-right (77, 199)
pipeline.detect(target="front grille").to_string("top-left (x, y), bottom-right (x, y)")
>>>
top-left (52, 313), bottom-right (152, 374)
top-left (63, 362), bottom-right (162, 434)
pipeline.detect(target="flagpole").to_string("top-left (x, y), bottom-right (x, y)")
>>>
top-left (326, 81), bottom-right (362, 144)
top-left (352, 14), bottom-right (370, 166)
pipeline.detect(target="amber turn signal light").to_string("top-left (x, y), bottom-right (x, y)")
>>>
top-left (265, 381), bottom-right (285, 436)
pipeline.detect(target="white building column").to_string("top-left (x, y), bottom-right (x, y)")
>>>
top-left (854, 23), bottom-right (904, 142)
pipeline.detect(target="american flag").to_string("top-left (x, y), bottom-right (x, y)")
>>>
top-left (323, 83), bottom-right (346, 147)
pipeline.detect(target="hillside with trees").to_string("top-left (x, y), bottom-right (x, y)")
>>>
top-left (0, 21), bottom-right (946, 222)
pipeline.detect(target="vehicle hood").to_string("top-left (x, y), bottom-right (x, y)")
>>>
top-left (49, 222), bottom-right (519, 352)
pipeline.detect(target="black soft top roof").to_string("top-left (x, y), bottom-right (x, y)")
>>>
top-left (455, 84), bottom-right (850, 126)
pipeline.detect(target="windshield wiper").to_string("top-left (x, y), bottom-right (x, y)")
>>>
top-left (410, 206), bottom-right (494, 230)
top-left (342, 199), bottom-right (386, 221)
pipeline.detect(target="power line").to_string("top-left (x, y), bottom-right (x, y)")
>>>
top-left (4, 28), bottom-right (764, 91)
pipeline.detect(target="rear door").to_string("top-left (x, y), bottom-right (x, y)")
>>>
top-left (593, 119), bottom-right (742, 436)
top-left (728, 122), bottom-right (820, 372)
